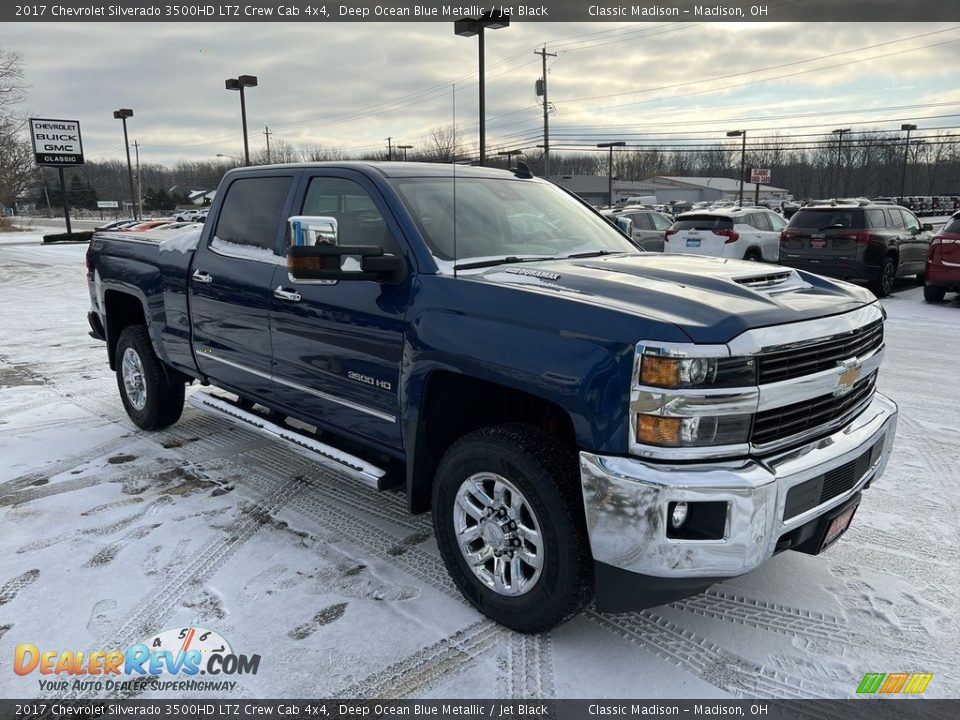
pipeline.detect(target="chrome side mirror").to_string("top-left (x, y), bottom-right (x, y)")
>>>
top-left (289, 215), bottom-right (338, 247)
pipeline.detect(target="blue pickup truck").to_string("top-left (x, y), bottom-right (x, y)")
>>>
top-left (86, 162), bottom-right (898, 633)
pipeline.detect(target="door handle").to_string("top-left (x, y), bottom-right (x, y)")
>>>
top-left (273, 286), bottom-right (302, 302)
top-left (192, 270), bottom-right (213, 284)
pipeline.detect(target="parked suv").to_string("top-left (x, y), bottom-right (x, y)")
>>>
top-left (664, 207), bottom-right (786, 262)
top-left (602, 207), bottom-right (673, 251)
top-left (924, 212), bottom-right (960, 302)
top-left (778, 201), bottom-right (934, 297)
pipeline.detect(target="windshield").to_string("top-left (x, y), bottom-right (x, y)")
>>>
top-left (390, 177), bottom-right (638, 264)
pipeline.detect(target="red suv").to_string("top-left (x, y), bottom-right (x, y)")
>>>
top-left (924, 212), bottom-right (960, 302)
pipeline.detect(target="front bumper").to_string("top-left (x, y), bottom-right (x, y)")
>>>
top-left (580, 392), bottom-right (897, 582)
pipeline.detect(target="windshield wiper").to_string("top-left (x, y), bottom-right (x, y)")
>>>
top-left (563, 249), bottom-right (630, 259)
top-left (818, 224), bottom-right (846, 231)
top-left (454, 255), bottom-right (558, 270)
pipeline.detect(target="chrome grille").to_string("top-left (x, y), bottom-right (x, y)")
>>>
top-left (757, 320), bottom-right (883, 384)
top-left (752, 373), bottom-right (877, 447)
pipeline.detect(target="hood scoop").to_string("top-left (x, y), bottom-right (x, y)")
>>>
top-left (732, 269), bottom-right (810, 295)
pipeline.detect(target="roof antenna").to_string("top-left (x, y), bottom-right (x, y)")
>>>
top-left (452, 158), bottom-right (458, 278)
top-left (513, 160), bottom-right (534, 179)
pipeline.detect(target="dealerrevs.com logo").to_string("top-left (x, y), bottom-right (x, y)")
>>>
top-left (14, 626), bottom-right (260, 693)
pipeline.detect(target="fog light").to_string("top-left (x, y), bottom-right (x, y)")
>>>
top-left (670, 502), bottom-right (689, 529)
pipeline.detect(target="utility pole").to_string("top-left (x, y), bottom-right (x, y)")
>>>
top-left (386, 136), bottom-right (393, 161)
top-left (264, 125), bottom-right (273, 163)
top-left (134, 141), bottom-right (143, 219)
top-left (534, 46), bottom-right (556, 178)
top-left (597, 141), bottom-right (626, 206)
top-left (900, 124), bottom-right (917, 202)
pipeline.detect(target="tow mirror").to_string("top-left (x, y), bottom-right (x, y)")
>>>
top-left (287, 215), bottom-right (404, 283)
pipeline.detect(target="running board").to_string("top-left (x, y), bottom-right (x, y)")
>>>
top-left (189, 390), bottom-right (389, 490)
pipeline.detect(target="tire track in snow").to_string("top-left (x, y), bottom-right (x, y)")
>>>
top-left (0, 568), bottom-right (40, 606)
top-left (335, 621), bottom-right (506, 699)
top-left (588, 609), bottom-right (831, 699)
top-left (670, 589), bottom-right (849, 641)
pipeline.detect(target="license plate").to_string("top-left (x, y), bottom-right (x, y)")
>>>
top-left (686, 239), bottom-right (701, 248)
top-left (821, 504), bottom-right (858, 551)
top-left (810, 239), bottom-right (826, 249)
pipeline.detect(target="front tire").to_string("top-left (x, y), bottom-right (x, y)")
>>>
top-left (115, 325), bottom-right (185, 430)
top-left (432, 424), bottom-right (591, 633)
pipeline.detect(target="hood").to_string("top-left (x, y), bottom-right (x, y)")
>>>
top-left (466, 253), bottom-right (877, 344)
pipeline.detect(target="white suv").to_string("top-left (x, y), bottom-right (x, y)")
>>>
top-left (664, 207), bottom-right (787, 262)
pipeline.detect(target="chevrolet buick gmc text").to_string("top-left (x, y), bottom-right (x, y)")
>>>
top-left (86, 162), bottom-right (898, 632)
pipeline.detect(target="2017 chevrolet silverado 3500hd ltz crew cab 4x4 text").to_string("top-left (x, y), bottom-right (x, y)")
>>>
top-left (86, 162), bottom-right (898, 633)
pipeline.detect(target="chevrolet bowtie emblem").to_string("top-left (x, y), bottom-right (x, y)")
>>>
top-left (836, 358), bottom-right (862, 395)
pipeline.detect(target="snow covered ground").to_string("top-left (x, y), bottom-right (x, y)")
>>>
top-left (0, 230), bottom-right (958, 699)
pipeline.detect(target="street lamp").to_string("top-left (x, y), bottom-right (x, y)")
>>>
top-left (597, 142), bottom-right (626, 206)
top-left (900, 123), bottom-right (918, 202)
top-left (832, 128), bottom-right (851, 198)
top-left (113, 108), bottom-right (138, 221)
top-left (396, 144), bottom-right (413, 161)
top-left (727, 130), bottom-right (746, 206)
top-left (454, 10), bottom-right (509, 166)
top-left (497, 149), bottom-right (523, 168)
top-left (225, 74), bottom-right (258, 166)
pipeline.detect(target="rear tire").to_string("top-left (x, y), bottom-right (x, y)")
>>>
top-left (115, 325), bottom-right (185, 430)
top-left (870, 257), bottom-right (897, 297)
top-left (743, 249), bottom-right (762, 262)
top-left (924, 283), bottom-right (947, 303)
top-left (432, 424), bottom-right (592, 633)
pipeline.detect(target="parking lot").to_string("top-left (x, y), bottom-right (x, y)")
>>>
top-left (1, 231), bottom-right (958, 699)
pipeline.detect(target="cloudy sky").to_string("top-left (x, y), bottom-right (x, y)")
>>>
top-left (4, 20), bottom-right (960, 165)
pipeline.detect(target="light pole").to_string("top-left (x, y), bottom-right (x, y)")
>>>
top-left (454, 10), bottom-right (509, 166)
top-left (225, 75), bottom-right (258, 166)
top-left (832, 128), bottom-right (851, 198)
top-left (497, 149), bottom-right (523, 169)
top-left (397, 144), bottom-right (413, 161)
top-left (113, 108), bottom-right (138, 221)
top-left (597, 141), bottom-right (626, 206)
top-left (727, 130), bottom-right (746, 206)
top-left (900, 123), bottom-right (917, 202)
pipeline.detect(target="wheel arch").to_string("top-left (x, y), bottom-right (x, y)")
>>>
top-left (405, 370), bottom-right (578, 514)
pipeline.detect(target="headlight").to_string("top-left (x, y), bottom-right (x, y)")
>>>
top-left (639, 354), bottom-right (756, 389)
top-left (635, 413), bottom-right (752, 448)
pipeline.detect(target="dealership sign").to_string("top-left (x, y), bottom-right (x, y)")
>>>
top-left (750, 168), bottom-right (771, 184)
top-left (97, 201), bottom-right (119, 209)
top-left (29, 118), bottom-right (84, 166)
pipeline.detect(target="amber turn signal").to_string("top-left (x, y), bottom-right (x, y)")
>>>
top-left (636, 414), bottom-right (681, 447)
top-left (640, 355), bottom-right (680, 387)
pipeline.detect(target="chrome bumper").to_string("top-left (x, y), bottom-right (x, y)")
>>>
top-left (580, 393), bottom-right (898, 579)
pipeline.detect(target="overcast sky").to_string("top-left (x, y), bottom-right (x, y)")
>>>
top-left (4, 21), bottom-right (960, 165)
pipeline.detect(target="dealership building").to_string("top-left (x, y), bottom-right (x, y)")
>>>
top-left (548, 174), bottom-right (791, 206)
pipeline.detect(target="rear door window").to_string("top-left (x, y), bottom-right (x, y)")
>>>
top-left (749, 212), bottom-right (773, 231)
top-left (651, 213), bottom-right (673, 231)
top-left (886, 209), bottom-right (905, 229)
top-left (866, 209), bottom-right (886, 229)
top-left (630, 212), bottom-right (654, 230)
top-left (213, 176), bottom-right (293, 253)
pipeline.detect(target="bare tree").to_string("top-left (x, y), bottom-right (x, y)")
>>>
top-left (0, 46), bottom-right (33, 208)
top-left (426, 123), bottom-right (463, 163)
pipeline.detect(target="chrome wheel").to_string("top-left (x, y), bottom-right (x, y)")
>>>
top-left (453, 472), bottom-right (543, 597)
top-left (121, 347), bottom-right (147, 411)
